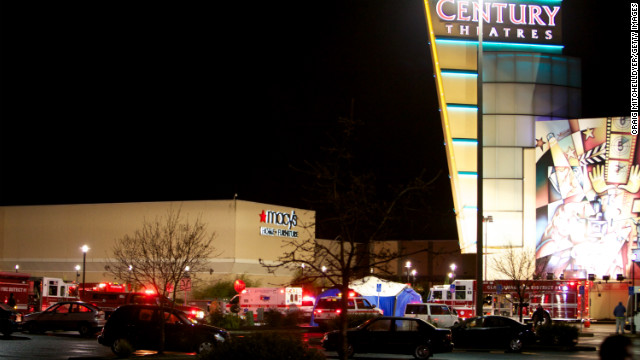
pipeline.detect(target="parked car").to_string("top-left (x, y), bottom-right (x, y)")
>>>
top-left (98, 304), bottom-right (230, 357)
top-left (450, 315), bottom-right (536, 352)
top-left (313, 296), bottom-right (383, 325)
top-left (0, 303), bottom-right (22, 337)
top-left (322, 316), bottom-right (453, 359)
top-left (23, 301), bottom-right (106, 337)
top-left (405, 303), bottom-right (460, 328)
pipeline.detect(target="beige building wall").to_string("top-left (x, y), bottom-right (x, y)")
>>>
top-left (0, 200), bottom-right (315, 289)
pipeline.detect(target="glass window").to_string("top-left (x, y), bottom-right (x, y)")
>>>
top-left (430, 305), bottom-right (444, 315)
top-left (138, 309), bottom-right (154, 322)
top-left (77, 304), bottom-right (92, 313)
top-left (164, 311), bottom-right (182, 325)
top-left (361, 299), bottom-right (374, 308)
top-left (368, 319), bottom-right (391, 331)
top-left (347, 299), bottom-right (355, 309)
top-left (396, 319), bottom-right (419, 331)
top-left (55, 303), bottom-right (71, 313)
top-left (407, 305), bottom-right (427, 314)
top-left (48, 281), bottom-right (58, 296)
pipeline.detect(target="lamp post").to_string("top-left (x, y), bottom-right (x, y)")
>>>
top-left (449, 263), bottom-right (457, 285)
top-left (411, 269), bottom-right (417, 285)
top-left (321, 266), bottom-right (327, 290)
top-left (81, 245), bottom-right (89, 298)
top-left (632, 249), bottom-right (640, 334)
top-left (75, 265), bottom-right (81, 284)
top-left (184, 266), bottom-right (190, 306)
top-left (483, 216), bottom-right (493, 279)
top-left (405, 261), bottom-right (412, 283)
top-left (128, 265), bottom-right (133, 292)
top-left (15, 264), bottom-right (19, 273)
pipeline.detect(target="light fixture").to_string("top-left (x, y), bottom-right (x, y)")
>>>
top-left (81, 245), bottom-right (89, 297)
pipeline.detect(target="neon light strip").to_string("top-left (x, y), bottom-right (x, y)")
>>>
top-left (447, 104), bottom-right (478, 110)
top-left (459, 171), bottom-right (478, 177)
top-left (435, 39), bottom-right (564, 53)
top-left (423, 0), bottom-right (465, 244)
top-left (452, 138), bottom-right (478, 145)
top-left (441, 70), bottom-right (478, 77)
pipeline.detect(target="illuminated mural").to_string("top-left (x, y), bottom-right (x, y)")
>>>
top-left (535, 117), bottom-right (639, 278)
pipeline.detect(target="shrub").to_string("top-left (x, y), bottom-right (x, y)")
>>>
top-left (208, 308), bottom-right (250, 330)
top-left (536, 322), bottom-right (579, 346)
top-left (201, 331), bottom-right (326, 360)
top-left (261, 309), bottom-right (304, 327)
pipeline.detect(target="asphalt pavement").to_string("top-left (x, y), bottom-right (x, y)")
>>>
top-left (69, 322), bottom-right (640, 360)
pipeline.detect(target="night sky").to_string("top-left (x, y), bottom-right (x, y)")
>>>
top-left (0, 0), bottom-right (629, 240)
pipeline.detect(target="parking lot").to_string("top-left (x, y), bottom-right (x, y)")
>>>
top-left (0, 322), bottom-right (638, 359)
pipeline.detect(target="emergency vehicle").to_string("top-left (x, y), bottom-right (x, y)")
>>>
top-left (312, 291), bottom-right (384, 325)
top-left (228, 287), bottom-right (310, 320)
top-left (428, 279), bottom-right (590, 322)
top-left (28, 276), bottom-right (77, 313)
top-left (78, 287), bottom-right (206, 320)
top-left (0, 272), bottom-right (30, 313)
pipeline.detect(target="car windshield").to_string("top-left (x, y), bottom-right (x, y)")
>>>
top-left (0, 303), bottom-right (13, 311)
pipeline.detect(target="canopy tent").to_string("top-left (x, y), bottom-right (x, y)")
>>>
top-left (309, 276), bottom-right (422, 326)
top-left (350, 276), bottom-right (422, 318)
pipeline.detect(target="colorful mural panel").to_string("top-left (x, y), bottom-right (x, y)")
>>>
top-left (535, 117), bottom-right (639, 279)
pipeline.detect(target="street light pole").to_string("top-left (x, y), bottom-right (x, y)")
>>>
top-left (405, 261), bottom-right (412, 283)
top-left (81, 245), bottom-right (89, 298)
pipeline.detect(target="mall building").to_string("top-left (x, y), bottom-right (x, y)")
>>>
top-left (0, 200), bottom-right (315, 287)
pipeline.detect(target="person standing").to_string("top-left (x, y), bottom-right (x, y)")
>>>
top-left (7, 293), bottom-right (16, 308)
top-left (614, 301), bottom-right (626, 334)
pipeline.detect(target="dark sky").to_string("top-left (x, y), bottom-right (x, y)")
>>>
top-left (0, 0), bottom-right (629, 240)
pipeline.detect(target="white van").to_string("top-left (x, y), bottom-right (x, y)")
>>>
top-left (404, 303), bottom-right (460, 328)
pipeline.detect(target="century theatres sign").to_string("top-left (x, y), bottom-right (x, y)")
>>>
top-left (259, 209), bottom-right (299, 238)
top-left (429, 0), bottom-right (562, 45)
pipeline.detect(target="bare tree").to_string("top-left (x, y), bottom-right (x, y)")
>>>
top-left (106, 206), bottom-right (217, 354)
top-left (491, 246), bottom-right (548, 322)
top-left (260, 107), bottom-right (444, 360)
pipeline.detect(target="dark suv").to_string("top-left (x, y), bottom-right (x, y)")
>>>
top-left (98, 304), bottom-right (229, 356)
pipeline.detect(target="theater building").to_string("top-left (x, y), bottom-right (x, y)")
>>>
top-left (423, 0), bottom-right (638, 287)
top-left (0, 200), bottom-right (315, 287)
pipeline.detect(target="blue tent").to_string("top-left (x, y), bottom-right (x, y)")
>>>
top-left (310, 276), bottom-right (422, 326)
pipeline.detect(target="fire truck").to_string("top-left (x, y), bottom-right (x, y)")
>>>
top-left (228, 287), bottom-right (311, 320)
top-left (28, 276), bottom-right (77, 313)
top-left (1, 272), bottom-right (81, 314)
top-left (0, 272), bottom-right (30, 313)
top-left (77, 285), bottom-right (206, 320)
top-left (428, 279), bottom-right (590, 322)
